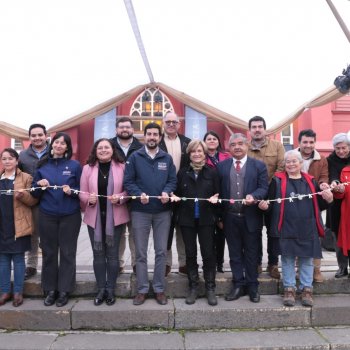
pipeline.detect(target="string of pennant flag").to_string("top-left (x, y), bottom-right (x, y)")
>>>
top-left (1, 181), bottom-right (348, 204)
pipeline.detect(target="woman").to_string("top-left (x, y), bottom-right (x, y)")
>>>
top-left (175, 140), bottom-right (219, 306)
top-left (0, 148), bottom-right (37, 307)
top-left (326, 133), bottom-right (350, 278)
top-left (80, 138), bottom-right (129, 306)
top-left (203, 131), bottom-right (230, 273)
top-left (333, 164), bottom-right (350, 259)
top-left (32, 132), bottom-right (82, 307)
top-left (259, 150), bottom-right (333, 307)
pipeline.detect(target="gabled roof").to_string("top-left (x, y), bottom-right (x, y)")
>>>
top-left (0, 121), bottom-right (27, 140)
top-left (47, 82), bottom-right (248, 133)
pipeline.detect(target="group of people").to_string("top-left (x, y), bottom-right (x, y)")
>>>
top-left (0, 114), bottom-right (350, 309)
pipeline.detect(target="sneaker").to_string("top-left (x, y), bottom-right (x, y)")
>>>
top-left (283, 287), bottom-right (295, 307)
top-left (179, 265), bottom-right (187, 275)
top-left (267, 265), bottom-right (281, 279)
top-left (301, 287), bottom-right (313, 307)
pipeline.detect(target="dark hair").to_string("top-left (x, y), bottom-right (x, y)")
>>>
top-left (116, 117), bottom-right (134, 128)
top-left (1, 147), bottom-right (19, 160)
top-left (29, 123), bottom-right (47, 136)
top-left (248, 116), bottom-right (266, 130)
top-left (86, 138), bottom-right (124, 165)
top-left (298, 129), bottom-right (316, 143)
top-left (144, 122), bottom-right (162, 136)
top-left (203, 131), bottom-right (223, 151)
top-left (38, 132), bottom-right (73, 167)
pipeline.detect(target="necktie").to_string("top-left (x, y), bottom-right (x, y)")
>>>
top-left (235, 160), bottom-right (241, 172)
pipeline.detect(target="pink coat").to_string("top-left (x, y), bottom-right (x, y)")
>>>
top-left (79, 161), bottom-right (130, 228)
top-left (206, 151), bottom-right (231, 168)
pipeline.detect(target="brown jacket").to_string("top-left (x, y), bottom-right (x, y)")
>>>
top-left (9, 169), bottom-right (38, 238)
top-left (248, 137), bottom-right (285, 183)
top-left (297, 148), bottom-right (329, 184)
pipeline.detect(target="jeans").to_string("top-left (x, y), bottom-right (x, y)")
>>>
top-left (0, 253), bottom-right (25, 293)
top-left (88, 224), bottom-right (124, 290)
top-left (281, 255), bottom-right (313, 290)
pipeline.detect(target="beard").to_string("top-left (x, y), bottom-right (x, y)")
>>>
top-left (146, 140), bottom-right (158, 149)
top-left (117, 132), bottom-right (132, 140)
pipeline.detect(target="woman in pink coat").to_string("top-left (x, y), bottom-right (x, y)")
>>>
top-left (80, 138), bottom-right (129, 306)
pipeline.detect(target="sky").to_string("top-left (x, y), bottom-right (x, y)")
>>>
top-left (0, 0), bottom-right (349, 130)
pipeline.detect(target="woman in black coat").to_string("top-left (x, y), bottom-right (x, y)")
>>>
top-left (175, 140), bottom-right (220, 306)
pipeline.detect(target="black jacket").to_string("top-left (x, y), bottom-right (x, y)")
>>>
top-left (175, 165), bottom-right (219, 227)
top-left (159, 133), bottom-right (191, 170)
top-left (110, 136), bottom-right (143, 161)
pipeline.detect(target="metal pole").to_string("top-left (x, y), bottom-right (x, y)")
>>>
top-left (325, 0), bottom-right (350, 43)
top-left (124, 0), bottom-right (155, 83)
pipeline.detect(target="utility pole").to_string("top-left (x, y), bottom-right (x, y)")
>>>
top-left (325, 0), bottom-right (350, 43)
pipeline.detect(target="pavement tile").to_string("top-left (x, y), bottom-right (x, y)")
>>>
top-left (184, 329), bottom-right (329, 350)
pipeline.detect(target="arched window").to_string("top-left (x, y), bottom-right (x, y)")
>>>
top-left (130, 88), bottom-right (174, 132)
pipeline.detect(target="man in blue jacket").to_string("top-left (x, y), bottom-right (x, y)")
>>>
top-left (124, 122), bottom-right (177, 306)
top-left (217, 133), bottom-right (268, 303)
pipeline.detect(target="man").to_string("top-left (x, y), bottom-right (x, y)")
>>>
top-left (18, 123), bottom-right (49, 279)
top-left (247, 116), bottom-right (285, 279)
top-left (217, 133), bottom-right (268, 303)
top-left (124, 122), bottom-right (177, 306)
top-left (158, 112), bottom-right (191, 276)
top-left (111, 117), bottom-right (142, 274)
top-left (297, 129), bottom-right (329, 283)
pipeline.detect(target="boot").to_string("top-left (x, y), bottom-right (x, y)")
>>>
top-left (185, 288), bottom-right (198, 305)
top-left (313, 258), bottom-right (324, 283)
top-left (186, 268), bottom-right (199, 305)
top-left (283, 287), bottom-right (295, 307)
top-left (204, 269), bottom-right (217, 306)
top-left (301, 287), bottom-right (313, 307)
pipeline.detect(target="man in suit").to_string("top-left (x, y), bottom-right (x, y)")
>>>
top-left (158, 112), bottom-right (191, 275)
top-left (217, 133), bottom-right (268, 303)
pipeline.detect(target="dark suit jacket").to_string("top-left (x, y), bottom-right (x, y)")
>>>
top-left (217, 156), bottom-right (268, 232)
top-left (159, 133), bottom-right (191, 170)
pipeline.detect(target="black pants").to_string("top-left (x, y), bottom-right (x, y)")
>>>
top-left (214, 226), bottom-right (225, 266)
top-left (224, 213), bottom-right (259, 291)
top-left (257, 214), bottom-right (279, 266)
top-left (39, 211), bottom-right (81, 293)
top-left (88, 224), bottom-right (124, 291)
top-left (181, 223), bottom-right (216, 273)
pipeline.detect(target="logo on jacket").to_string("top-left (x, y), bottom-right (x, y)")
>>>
top-left (158, 162), bottom-right (167, 171)
top-left (62, 166), bottom-right (71, 176)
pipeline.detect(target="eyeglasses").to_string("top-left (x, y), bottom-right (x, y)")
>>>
top-left (165, 120), bottom-right (179, 126)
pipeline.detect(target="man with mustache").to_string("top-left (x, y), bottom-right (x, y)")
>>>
top-left (248, 116), bottom-right (285, 279)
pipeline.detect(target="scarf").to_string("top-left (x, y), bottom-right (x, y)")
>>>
top-left (190, 160), bottom-right (206, 172)
top-left (94, 165), bottom-right (115, 250)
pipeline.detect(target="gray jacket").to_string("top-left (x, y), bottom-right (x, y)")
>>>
top-left (18, 143), bottom-right (49, 177)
